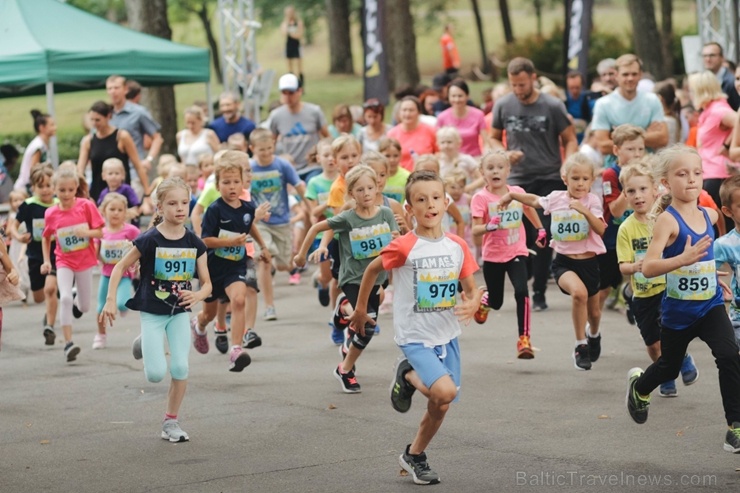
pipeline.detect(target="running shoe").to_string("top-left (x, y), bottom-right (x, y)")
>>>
top-left (289, 272), bottom-right (301, 285)
top-left (190, 317), bottom-right (209, 354)
top-left (517, 335), bottom-right (534, 359)
top-left (332, 294), bottom-right (349, 330)
top-left (214, 330), bottom-right (229, 354)
top-left (132, 334), bottom-right (143, 360)
top-left (623, 283), bottom-right (635, 325)
top-left (329, 322), bottom-right (344, 346)
top-left (333, 364), bottom-right (361, 393)
top-left (399, 445), bottom-right (440, 485)
top-left (43, 325), bottom-right (56, 346)
top-left (242, 329), bottom-right (262, 349)
top-left (680, 353), bottom-right (699, 385)
top-left (64, 342), bottom-right (80, 362)
top-left (390, 357), bottom-right (415, 413)
top-left (532, 292), bottom-right (548, 311)
top-left (659, 380), bottom-right (677, 397)
top-left (263, 306), bottom-right (277, 321)
top-left (92, 334), bottom-right (106, 350)
top-left (72, 288), bottom-right (83, 319)
top-left (317, 285), bottom-right (330, 307)
top-left (724, 422), bottom-right (740, 453)
top-left (161, 419), bottom-right (189, 443)
top-left (474, 289), bottom-right (490, 324)
top-left (587, 332), bottom-right (602, 362)
top-left (228, 346), bottom-right (251, 372)
top-left (626, 367), bottom-right (650, 424)
top-left (573, 344), bottom-right (591, 370)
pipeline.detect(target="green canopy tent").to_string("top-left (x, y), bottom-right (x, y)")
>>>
top-left (0, 0), bottom-right (211, 164)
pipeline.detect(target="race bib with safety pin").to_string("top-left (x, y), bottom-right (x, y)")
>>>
top-left (154, 247), bottom-right (197, 281)
top-left (57, 224), bottom-right (89, 253)
top-left (551, 210), bottom-right (589, 242)
top-left (666, 260), bottom-right (716, 300)
top-left (32, 218), bottom-right (45, 242)
top-left (100, 239), bottom-right (131, 265)
top-left (490, 202), bottom-right (523, 245)
top-left (413, 255), bottom-right (459, 312)
top-left (349, 223), bottom-right (392, 260)
top-left (214, 230), bottom-right (245, 261)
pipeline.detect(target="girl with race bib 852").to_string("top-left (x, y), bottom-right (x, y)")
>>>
top-left (41, 165), bottom-right (105, 363)
top-left (498, 153), bottom-right (606, 371)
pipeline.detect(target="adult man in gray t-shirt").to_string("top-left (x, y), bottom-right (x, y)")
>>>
top-left (491, 57), bottom-right (577, 311)
top-left (268, 73), bottom-right (329, 181)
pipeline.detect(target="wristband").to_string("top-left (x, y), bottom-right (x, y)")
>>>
top-left (536, 228), bottom-right (547, 242)
top-left (485, 215), bottom-right (501, 231)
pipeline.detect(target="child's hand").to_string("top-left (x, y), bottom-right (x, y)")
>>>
top-left (535, 228), bottom-right (547, 248)
top-left (678, 235), bottom-right (711, 266)
top-left (99, 301), bottom-right (117, 328)
top-left (259, 248), bottom-right (271, 263)
top-left (255, 202), bottom-right (271, 222)
top-left (40, 262), bottom-right (51, 275)
top-left (394, 213), bottom-right (408, 233)
top-left (454, 290), bottom-right (482, 326)
top-left (230, 233), bottom-right (248, 246)
top-left (485, 215), bottom-right (501, 232)
top-left (140, 199), bottom-right (153, 216)
top-left (391, 230), bottom-right (400, 239)
top-left (16, 232), bottom-right (31, 244)
top-left (308, 247), bottom-right (328, 264)
top-left (632, 260), bottom-right (643, 274)
top-left (497, 194), bottom-right (513, 210)
top-left (6, 269), bottom-right (19, 286)
top-left (569, 200), bottom-right (586, 214)
top-left (178, 290), bottom-right (200, 309)
top-left (293, 254), bottom-right (307, 268)
top-left (349, 308), bottom-right (375, 336)
top-left (508, 150), bottom-right (524, 165)
top-left (719, 278), bottom-right (733, 301)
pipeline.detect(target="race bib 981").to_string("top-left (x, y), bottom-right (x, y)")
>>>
top-left (349, 223), bottom-right (392, 260)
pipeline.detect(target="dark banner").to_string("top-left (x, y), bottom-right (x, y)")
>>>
top-left (362, 0), bottom-right (389, 105)
top-left (563, 0), bottom-right (593, 80)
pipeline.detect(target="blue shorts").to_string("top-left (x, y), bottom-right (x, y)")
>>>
top-left (400, 338), bottom-right (461, 402)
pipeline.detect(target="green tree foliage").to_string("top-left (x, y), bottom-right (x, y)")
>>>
top-left (64, 0), bottom-right (127, 22)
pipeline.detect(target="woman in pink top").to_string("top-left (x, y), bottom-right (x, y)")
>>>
top-left (387, 96), bottom-right (438, 171)
top-left (691, 71), bottom-right (737, 232)
top-left (41, 166), bottom-right (105, 363)
top-left (436, 79), bottom-right (491, 156)
top-left (499, 153), bottom-right (606, 371)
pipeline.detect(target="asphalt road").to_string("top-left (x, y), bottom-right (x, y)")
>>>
top-left (1, 271), bottom-right (739, 492)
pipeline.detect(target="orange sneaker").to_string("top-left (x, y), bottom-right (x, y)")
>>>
top-left (517, 335), bottom-right (534, 359)
top-left (474, 289), bottom-right (489, 324)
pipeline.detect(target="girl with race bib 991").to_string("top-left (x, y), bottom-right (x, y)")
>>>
top-left (499, 153), bottom-right (606, 371)
top-left (625, 145), bottom-right (740, 453)
top-left (100, 178), bottom-right (211, 443)
top-left (471, 150), bottom-right (545, 359)
top-left (94, 192), bottom-right (139, 350)
top-left (41, 165), bottom-right (105, 363)
top-left (294, 165), bottom-right (399, 394)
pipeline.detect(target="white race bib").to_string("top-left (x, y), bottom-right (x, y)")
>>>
top-left (666, 260), bottom-right (716, 300)
top-left (57, 223), bottom-right (89, 253)
top-left (551, 210), bottom-right (589, 242)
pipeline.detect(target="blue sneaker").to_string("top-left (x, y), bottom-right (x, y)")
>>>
top-left (374, 324), bottom-right (380, 335)
top-left (680, 354), bottom-right (699, 385)
top-left (659, 380), bottom-right (677, 397)
top-left (329, 322), bottom-right (344, 346)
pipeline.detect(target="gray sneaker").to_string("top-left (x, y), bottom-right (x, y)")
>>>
top-left (161, 419), bottom-right (189, 443)
top-left (132, 334), bottom-right (143, 360)
top-left (242, 329), bottom-right (262, 349)
top-left (64, 342), bottom-right (80, 362)
top-left (399, 445), bottom-right (440, 485)
top-left (390, 358), bottom-right (415, 413)
top-left (263, 306), bottom-right (277, 321)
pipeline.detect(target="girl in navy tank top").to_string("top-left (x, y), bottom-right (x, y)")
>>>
top-left (625, 145), bottom-right (740, 453)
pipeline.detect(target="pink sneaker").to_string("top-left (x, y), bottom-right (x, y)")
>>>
top-left (92, 333), bottom-right (106, 349)
top-left (289, 272), bottom-right (301, 285)
top-left (229, 346), bottom-right (251, 372)
top-left (190, 317), bottom-right (209, 354)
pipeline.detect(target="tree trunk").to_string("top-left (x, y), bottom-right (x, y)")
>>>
top-left (660, 0), bottom-right (674, 77)
top-left (325, 0), bottom-right (354, 74)
top-left (534, 0), bottom-right (543, 37)
top-left (196, 3), bottom-right (223, 85)
top-left (471, 0), bottom-right (490, 73)
top-left (627, 0), bottom-right (665, 80)
top-left (385, 0), bottom-right (419, 91)
top-left (124, 0), bottom-right (177, 156)
top-left (499, 0), bottom-right (514, 44)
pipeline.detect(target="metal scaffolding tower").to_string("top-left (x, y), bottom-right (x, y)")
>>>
top-left (697, 0), bottom-right (740, 62)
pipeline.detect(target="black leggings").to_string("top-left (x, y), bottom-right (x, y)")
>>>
top-left (635, 305), bottom-right (740, 425)
top-left (483, 257), bottom-right (530, 337)
top-left (342, 283), bottom-right (380, 350)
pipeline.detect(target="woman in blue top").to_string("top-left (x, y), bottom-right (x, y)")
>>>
top-left (625, 145), bottom-right (740, 453)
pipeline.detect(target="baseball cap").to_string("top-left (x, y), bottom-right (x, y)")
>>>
top-left (279, 73), bottom-right (300, 92)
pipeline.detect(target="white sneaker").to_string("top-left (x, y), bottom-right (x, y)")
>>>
top-left (92, 334), bottom-right (106, 349)
top-left (263, 306), bottom-right (277, 321)
top-left (161, 419), bottom-right (189, 442)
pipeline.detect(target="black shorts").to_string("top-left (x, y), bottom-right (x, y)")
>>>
top-left (552, 254), bottom-right (600, 298)
top-left (28, 255), bottom-right (56, 292)
top-left (206, 258), bottom-right (259, 303)
top-left (286, 39), bottom-right (301, 59)
top-left (341, 283), bottom-right (380, 327)
top-left (597, 249), bottom-right (622, 290)
top-left (632, 292), bottom-right (662, 346)
top-left (328, 238), bottom-right (340, 280)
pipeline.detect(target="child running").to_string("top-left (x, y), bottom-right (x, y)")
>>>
top-left (9, 165), bottom-right (59, 345)
top-left (95, 193), bottom-right (140, 349)
top-left (41, 165), bottom-right (105, 362)
top-left (471, 150), bottom-right (546, 358)
top-left (100, 177), bottom-right (212, 443)
top-left (349, 170), bottom-right (481, 485)
top-left (625, 145), bottom-right (740, 454)
top-left (715, 175), bottom-right (740, 348)
top-left (616, 161), bottom-right (698, 397)
top-left (499, 153), bottom-right (606, 370)
top-left (295, 165), bottom-right (399, 393)
top-left (379, 137), bottom-right (409, 204)
top-left (191, 151), bottom-right (271, 372)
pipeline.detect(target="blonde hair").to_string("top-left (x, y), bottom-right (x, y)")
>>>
top-left (618, 159), bottom-right (655, 188)
top-left (9, 189), bottom-right (28, 206)
top-left (378, 137), bottom-right (401, 154)
top-left (611, 124), bottom-right (646, 147)
top-left (150, 177), bottom-right (191, 228)
top-left (249, 128), bottom-right (273, 145)
top-left (436, 126), bottom-right (461, 144)
top-left (102, 157), bottom-right (126, 174)
top-left (561, 152), bottom-right (596, 178)
top-left (99, 192), bottom-right (128, 214)
top-left (414, 154), bottom-right (440, 174)
top-left (361, 151), bottom-right (389, 172)
top-left (688, 70), bottom-right (726, 109)
top-left (198, 153), bottom-right (214, 170)
top-left (184, 105), bottom-right (205, 121)
top-left (345, 165), bottom-right (377, 195)
top-left (331, 134), bottom-right (361, 157)
top-left (167, 163), bottom-right (187, 180)
top-left (443, 169), bottom-right (467, 188)
top-left (227, 133), bottom-right (247, 151)
top-left (480, 149), bottom-right (510, 169)
top-left (307, 138), bottom-right (333, 165)
top-left (215, 150), bottom-right (248, 182)
top-left (648, 145), bottom-right (701, 221)
top-left (30, 163), bottom-right (54, 187)
top-left (615, 53), bottom-right (642, 70)
top-left (53, 163), bottom-right (89, 198)
top-left (157, 154), bottom-right (178, 178)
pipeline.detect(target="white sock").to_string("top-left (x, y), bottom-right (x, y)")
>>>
top-left (576, 339), bottom-right (587, 347)
top-left (588, 330), bottom-right (600, 338)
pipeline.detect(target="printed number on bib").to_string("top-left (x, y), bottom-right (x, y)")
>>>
top-left (101, 240), bottom-right (131, 265)
top-left (215, 230), bottom-right (245, 261)
top-left (666, 260), bottom-right (716, 300)
top-left (154, 247), bottom-right (197, 281)
top-left (414, 255), bottom-right (459, 312)
top-left (349, 223), bottom-right (392, 260)
top-left (489, 202), bottom-right (523, 230)
top-left (57, 224), bottom-right (89, 253)
top-left (632, 250), bottom-right (665, 292)
top-left (32, 218), bottom-right (44, 242)
top-left (251, 171), bottom-right (282, 195)
top-left (551, 210), bottom-right (589, 242)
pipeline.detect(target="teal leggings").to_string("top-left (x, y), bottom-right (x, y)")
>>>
top-left (97, 276), bottom-right (132, 314)
top-left (139, 312), bottom-right (191, 382)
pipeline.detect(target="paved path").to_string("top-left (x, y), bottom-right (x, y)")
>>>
top-left (1, 272), bottom-right (738, 492)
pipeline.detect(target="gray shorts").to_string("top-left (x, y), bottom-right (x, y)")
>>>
top-left (256, 223), bottom-right (292, 268)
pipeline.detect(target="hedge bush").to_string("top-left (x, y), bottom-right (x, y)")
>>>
top-left (0, 132), bottom-right (85, 179)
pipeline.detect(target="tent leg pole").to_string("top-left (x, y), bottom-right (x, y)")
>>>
top-left (45, 82), bottom-right (59, 168)
top-left (206, 82), bottom-right (214, 122)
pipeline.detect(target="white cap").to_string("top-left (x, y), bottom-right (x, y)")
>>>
top-left (279, 73), bottom-right (300, 91)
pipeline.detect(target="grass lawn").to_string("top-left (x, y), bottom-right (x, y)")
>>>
top-left (0, 1), bottom-right (698, 139)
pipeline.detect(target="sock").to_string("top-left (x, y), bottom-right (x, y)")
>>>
top-left (64, 341), bottom-right (73, 349)
top-left (575, 339), bottom-right (587, 347)
top-left (214, 324), bottom-right (227, 334)
top-left (164, 413), bottom-right (176, 421)
top-left (588, 330), bottom-right (600, 338)
top-left (230, 345), bottom-right (241, 354)
top-left (195, 322), bottom-right (207, 336)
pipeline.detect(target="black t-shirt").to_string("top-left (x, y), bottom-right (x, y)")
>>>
top-left (201, 197), bottom-right (256, 277)
top-left (126, 227), bottom-right (207, 315)
top-left (15, 197), bottom-right (56, 261)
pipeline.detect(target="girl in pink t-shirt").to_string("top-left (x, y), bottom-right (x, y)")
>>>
top-left (499, 153), bottom-right (606, 371)
top-left (471, 151), bottom-right (544, 359)
top-left (95, 193), bottom-right (140, 350)
top-left (41, 166), bottom-right (105, 363)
